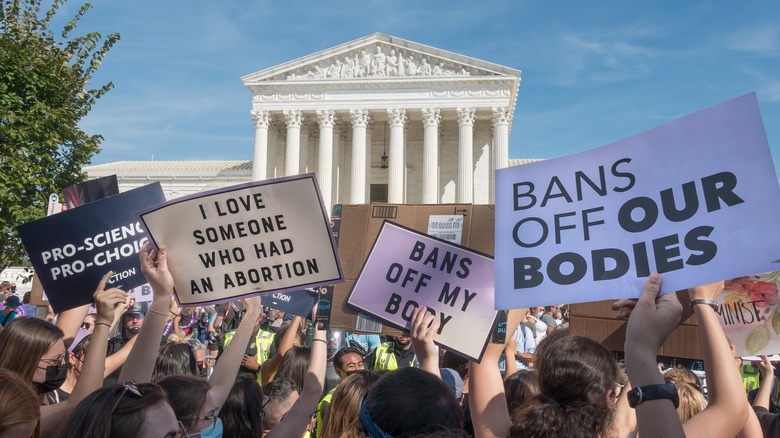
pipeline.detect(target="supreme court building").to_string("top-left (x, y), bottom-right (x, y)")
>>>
top-left (85, 33), bottom-right (529, 205)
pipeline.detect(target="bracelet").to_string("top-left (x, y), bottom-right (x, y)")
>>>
top-left (148, 308), bottom-right (168, 317)
top-left (312, 339), bottom-right (327, 345)
top-left (690, 299), bottom-right (719, 312)
top-left (94, 322), bottom-right (111, 329)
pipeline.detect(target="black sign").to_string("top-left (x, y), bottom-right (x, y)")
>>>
top-left (18, 183), bottom-right (166, 313)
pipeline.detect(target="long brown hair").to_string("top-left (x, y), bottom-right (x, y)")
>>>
top-left (157, 374), bottom-right (211, 431)
top-left (0, 317), bottom-right (63, 382)
top-left (510, 336), bottom-right (618, 438)
top-left (320, 371), bottom-right (382, 438)
top-left (0, 368), bottom-right (40, 438)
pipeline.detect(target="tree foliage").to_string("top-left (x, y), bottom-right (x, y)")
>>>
top-left (0, 0), bottom-right (118, 270)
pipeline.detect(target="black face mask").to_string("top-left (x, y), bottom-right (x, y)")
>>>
top-left (32, 362), bottom-right (67, 394)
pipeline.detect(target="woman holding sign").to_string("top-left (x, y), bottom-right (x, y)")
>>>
top-left (0, 272), bottom-right (128, 437)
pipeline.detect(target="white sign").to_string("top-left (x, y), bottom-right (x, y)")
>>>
top-left (139, 174), bottom-right (343, 307)
top-left (427, 215), bottom-right (464, 244)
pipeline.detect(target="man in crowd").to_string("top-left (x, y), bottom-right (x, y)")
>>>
top-left (366, 335), bottom-right (417, 370)
top-left (316, 347), bottom-right (365, 435)
top-left (500, 322), bottom-right (536, 373)
top-left (262, 377), bottom-right (299, 435)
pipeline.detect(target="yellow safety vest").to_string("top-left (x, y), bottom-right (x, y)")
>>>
top-left (373, 342), bottom-right (399, 370)
top-left (741, 363), bottom-right (761, 393)
top-left (315, 385), bottom-right (338, 437)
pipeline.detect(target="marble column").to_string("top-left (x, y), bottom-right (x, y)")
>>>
top-left (421, 107), bottom-right (441, 204)
top-left (387, 108), bottom-right (407, 203)
top-left (283, 110), bottom-right (302, 176)
top-left (316, 110), bottom-right (335, 210)
top-left (250, 110), bottom-right (270, 181)
top-left (456, 107), bottom-right (476, 203)
top-left (365, 116), bottom-right (374, 201)
top-left (492, 106), bottom-right (510, 170)
top-left (300, 120), bottom-right (312, 173)
top-left (349, 109), bottom-right (369, 204)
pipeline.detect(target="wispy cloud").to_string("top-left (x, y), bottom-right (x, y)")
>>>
top-left (721, 24), bottom-right (780, 56)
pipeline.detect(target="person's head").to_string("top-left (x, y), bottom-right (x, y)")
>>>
top-left (505, 370), bottom-right (540, 417)
top-left (0, 317), bottom-right (66, 394)
top-left (272, 320), bottom-right (304, 350)
top-left (4, 295), bottom-right (21, 309)
top-left (262, 377), bottom-right (299, 432)
top-left (67, 334), bottom-right (92, 379)
top-left (157, 375), bottom-right (219, 437)
top-left (186, 339), bottom-right (208, 377)
top-left (509, 336), bottom-right (620, 438)
top-left (320, 370), bottom-right (382, 438)
top-left (672, 381), bottom-right (707, 423)
top-left (153, 342), bottom-right (198, 382)
top-left (22, 292), bottom-right (32, 305)
top-left (362, 367), bottom-right (464, 437)
top-left (534, 325), bottom-right (569, 360)
top-left (333, 347), bottom-right (365, 379)
top-left (81, 313), bottom-right (97, 334)
top-left (275, 346), bottom-right (311, 393)
top-left (0, 368), bottom-right (40, 438)
top-left (0, 281), bottom-right (10, 293)
top-left (393, 335), bottom-right (412, 350)
top-left (58, 382), bottom-right (178, 438)
top-left (219, 374), bottom-right (265, 438)
top-left (122, 303), bottom-right (146, 338)
top-left (663, 367), bottom-right (702, 391)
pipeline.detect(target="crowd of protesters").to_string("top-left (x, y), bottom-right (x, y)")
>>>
top-left (0, 245), bottom-right (778, 437)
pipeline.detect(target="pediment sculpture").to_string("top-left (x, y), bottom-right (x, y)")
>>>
top-left (283, 45), bottom-right (480, 80)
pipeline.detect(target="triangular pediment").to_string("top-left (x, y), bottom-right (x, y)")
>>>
top-left (241, 33), bottom-right (520, 84)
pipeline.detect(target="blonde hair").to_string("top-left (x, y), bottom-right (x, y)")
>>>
top-left (673, 381), bottom-right (707, 422)
top-left (0, 368), bottom-right (40, 437)
top-left (320, 371), bottom-right (382, 438)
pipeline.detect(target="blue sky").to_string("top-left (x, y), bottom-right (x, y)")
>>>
top-left (69, 1), bottom-right (780, 172)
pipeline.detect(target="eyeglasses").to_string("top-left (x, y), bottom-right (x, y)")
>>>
top-left (613, 382), bottom-right (626, 399)
top-left (111, 382), bottom-right (144, 415)
top-left (38, 354), bottom-right (67, 370)
top-left (81, 322), bottom-right (93, 330)
top-left (182, 407), bottom-right (219, 434)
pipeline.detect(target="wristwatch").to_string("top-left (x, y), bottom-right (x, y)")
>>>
top-left (627, 382), bottom-right (679, 409)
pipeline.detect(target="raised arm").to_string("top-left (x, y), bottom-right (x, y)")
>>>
top-left (119, 243), bottom-right (174, 383)
top-left (41, 272), bottom-right (128, 435)
top-left (55, 303), bottom-right (90, 346)
top-left (468, 309), bottom-right (524, 438)
top-left (410, 306), bottom-right (441, 377)
top-left (683, 281), bottom-right (750, 437)
top-left (267, 307), bottom-right (326, 438)
top-left (208, 296), bottom-right (262, 408)
top-left (260, 316), bottom-right (302, 384)
top-left (621, 273), bottom-right (684, 438)
top-left (753, 356), bottom-right (774, 410)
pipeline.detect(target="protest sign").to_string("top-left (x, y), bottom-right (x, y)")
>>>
top-left (62, 175), bottom-right (119, 210)
top-left (495, 93), bottom-right (780, 309)
top-left (18, 183), bottom-right (166, 313)
top-left (264, 289), bottom-right (319, 319)
top-left (715, 272), bottom-right (780, 356)
top-left (347, 221), bottom-right (498, 361)
top-left (128, 283), bottom-right (154, 303)
top-left (138, 173), bottom-right (343, 307)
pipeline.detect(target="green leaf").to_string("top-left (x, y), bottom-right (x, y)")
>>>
top-left (746, 326), bottom-right (772, 355)
top-left (773, 312), bottom-right (780, 335)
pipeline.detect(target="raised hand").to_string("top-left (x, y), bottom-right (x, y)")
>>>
top-left (93, 271), bottom-right (130, 326)
top-left (139, 242), bottom-right (174, 301)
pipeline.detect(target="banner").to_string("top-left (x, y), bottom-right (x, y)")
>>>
top-left (347, 221), bottom-right (498, 361)
top-left (18, 183), bottom-right (166, 313)
top-left (138, 173), bottom-right (343, 307)
top-left (717, 272), bottom-right (780, 356)
top-left (495, 93), bottom-right (780, 309)
top-left (264, 289), bottom-right (319, 319)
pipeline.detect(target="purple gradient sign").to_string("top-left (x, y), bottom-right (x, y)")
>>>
top-left (347, 221), bottom-right (498, 362)
top-left (496, 93), bottom-right (780, 309)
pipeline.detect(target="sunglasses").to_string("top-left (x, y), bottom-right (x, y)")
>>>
top-left (82, 322), bottom-right (92, 330)
top-left (111, 382), bottom-right (144, 415)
